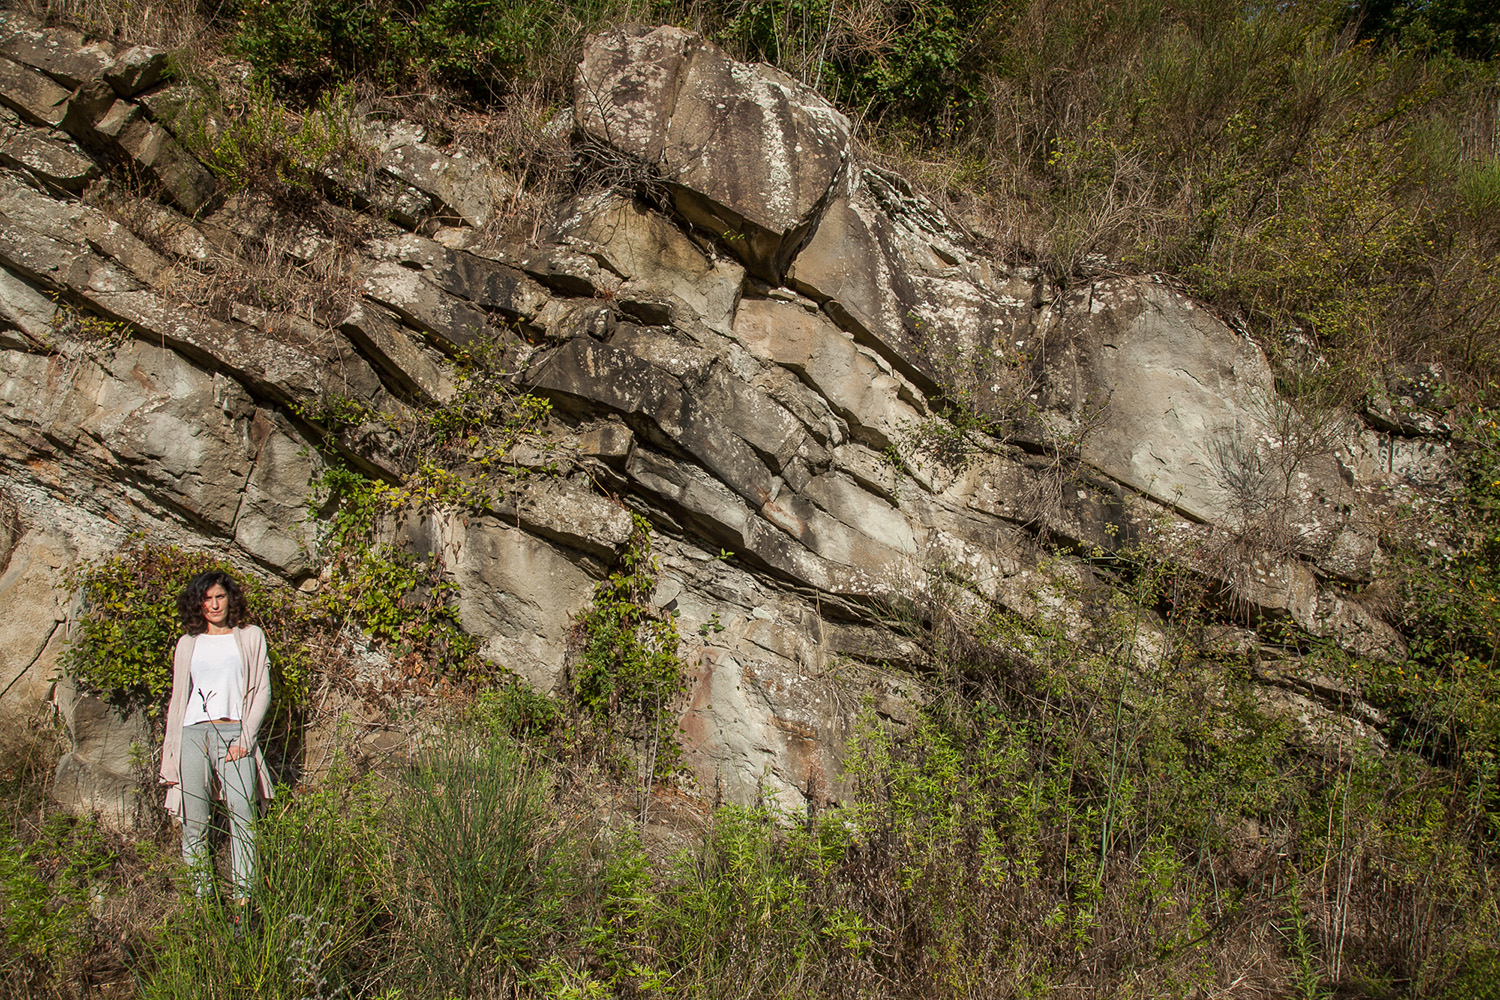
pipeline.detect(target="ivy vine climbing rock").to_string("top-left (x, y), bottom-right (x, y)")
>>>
top-left (567, 514), bottom-right (685, 777)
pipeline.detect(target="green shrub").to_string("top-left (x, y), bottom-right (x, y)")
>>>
top-left (62, 541), bottom-right (314, 718)
top-left (0, 817), bottom-right (115, 994)
top-left (235, 0), bottom-right (637, 99)
top-left (393, 735), bottom-right (580, 995)
top-left (703, 0), bottom-right (992, 134)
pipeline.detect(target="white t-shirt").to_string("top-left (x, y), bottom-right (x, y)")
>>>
top-left (181, 633), bottom-right (244, 727)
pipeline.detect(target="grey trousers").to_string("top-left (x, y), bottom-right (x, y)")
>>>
top-left (179, 721), bottom-right (258, 898)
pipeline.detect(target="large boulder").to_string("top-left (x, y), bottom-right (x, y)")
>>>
top-left (577, 25), bottom-right (851, 282)
top-left (51, 679), bottom-right (155, 832)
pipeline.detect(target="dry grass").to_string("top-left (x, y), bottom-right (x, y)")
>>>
top-left (14, 0), bottom-right (225, 52)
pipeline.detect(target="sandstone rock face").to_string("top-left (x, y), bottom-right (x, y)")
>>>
top-left (0, 524), bottom-right (73, 726)
top-left (52, 679), bottom-right (154, 833)
top-left (788, 165), bottom-right (1036, 399)
top-left (0, 22), bottom-right (1444, 822)
top-left (577, 25), bottom-right (850, 282)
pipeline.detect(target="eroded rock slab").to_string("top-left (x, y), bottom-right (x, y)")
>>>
top-left (577, 25), bottom-right (850, 281)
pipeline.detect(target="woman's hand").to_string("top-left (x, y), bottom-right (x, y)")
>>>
top-left (225, 744), bottom-right (249, 762)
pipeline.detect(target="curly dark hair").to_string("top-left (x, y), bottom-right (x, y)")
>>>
top-left (177, 570), bottom-right (249, 635)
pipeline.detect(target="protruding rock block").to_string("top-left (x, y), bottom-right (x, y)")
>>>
top-left (380, 139), bottom-right (499, 229)
top-left (338, 303), bottom-right (455, 406)
top-left (105, 46), bottom-right (170, 97)
top-left (0, 14), bottom-right (114, 89)
top-left (58, 83), bottom-right (216, 215)
top-left (731, 297), bottom-right (922, 452)
top-left (526, 337), bottom-right (775, 507)
top-left (553, 191), bottom-right (744, 334)
top-left (577, 25), bottom-right (850, 282)
top-left (51, 680), bottom-right (154, 832)
top-left (234, 411), bottom-right (322, 575)
top-left (0, 54), bottom-right (71, 126)
top-left (788, 166), bottom-right (1034, 399)
top-left (1047, 278), bottom-right (1285, 525)
top-left (365, 232), bottom-right (550, 324)
top-left (0, 112), bottom-right (97, 191)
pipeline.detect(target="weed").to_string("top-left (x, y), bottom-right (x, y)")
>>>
top-left (567, 513), bottom-right (685, 780)
top-left (143, 771), bottom-right (384, 999)
top-left (393, 735), bottom-right (579, 996)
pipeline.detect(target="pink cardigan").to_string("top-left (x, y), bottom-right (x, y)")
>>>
top-left (159, 625), bottom-right (275, 818)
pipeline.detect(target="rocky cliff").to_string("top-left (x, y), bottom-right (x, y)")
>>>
top-left (0, 16), bottom-right (1451, 826)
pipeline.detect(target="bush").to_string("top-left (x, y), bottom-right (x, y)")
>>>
top-left (0, 817), bottom-right (115, 997)
top-left (567, 513), bottom-right (685, 778)
top-left (236, 0), bottom-right (637, 99)
top-left (392, 734), bottom-right (581, 996)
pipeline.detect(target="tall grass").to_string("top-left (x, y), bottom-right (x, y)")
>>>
top-left (393, 735), bottom-right (581, 996)
top-left (143, 775), bottom-right (384, 999)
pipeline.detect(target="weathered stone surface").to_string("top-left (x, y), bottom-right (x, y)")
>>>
top-left (0, 15), bottom-right (114, 88)
top-left (376, 234), bottom-right (550, 319)
top-left (363, 233), bottom-right (550, 349)
top-left (318, 156), bottom-right (434, 229)
top-left (379, 139), bottom-right (502, 229)
top-left (956, 452), bottom-right (1126, 553)
top-left (515, 242), bottom-right (604, 296)
top-left (1, 341), bottom-right (262, 530)
top-left (530, 337), bottom-right (776, 508)
top-left (731, 297), bottom-right (922, 451)
top-left (105, 46), bottom-right (169, 97)
top-left (442, 514), bottom-right (596, 692)
top-left (52, 680), bottom-right (153, 832)
top-left (0, 208), bottom-right (385, 411)
top-left (360, 260), bottom-right (501, 352)
top-left (494, 477), bottom-right (636, 560)
top-left (0, 525), bottom-right (70, 724)
top-left (338, 302), bottom-right (455, 405)
top-left (0, 171), bottom-right (168, 281)
top-left (91, 97), bottom-right (216, 214)
top-left (358, 117), bottom-right (514, 229)
top-left (0, 54), bottom-right (71, 126)
top-left (0, 108), bottom-right (97, 190)
top-left (578, 25), bottom-right (850, 281)
top-left (535, 297), bottom-right (613, 342)
top-left (1049, 279), bottom-right (1286, 525)
top-left (788, 166), bottom-right (1033, 396)
top-left (0, 21), bottom-right (1432, 819)
top-left (1219, 549), bottom-right (1405, 660)
top-left (234, 411), bottom-right (321, 575)
top-left (0, 263), bottom-right (58, 347)
top-left (695, 366), bottom-right (829, 476)
top-left (554, 192), bottom-right (743, 335)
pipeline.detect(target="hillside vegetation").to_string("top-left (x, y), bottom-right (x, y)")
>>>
top-left (4, 1), bottom-right (1500, 998)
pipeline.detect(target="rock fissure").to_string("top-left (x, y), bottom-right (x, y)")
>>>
top-left (0, 615), bottom-right (58, 703)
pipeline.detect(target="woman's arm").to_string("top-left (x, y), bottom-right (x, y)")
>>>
top-left (233, 625), bottom-right (272, 755)
top-left (158, 635), bottom-right (193, 784)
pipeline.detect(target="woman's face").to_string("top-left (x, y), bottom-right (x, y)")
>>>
top-left (202, 584), bottom-right (230, 630)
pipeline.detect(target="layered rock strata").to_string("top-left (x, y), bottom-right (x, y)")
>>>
top-left (0, 16), bottom-right (1450, 827)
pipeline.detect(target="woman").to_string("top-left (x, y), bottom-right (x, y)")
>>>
top-left (158, 570), bottom-right (274, 911)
